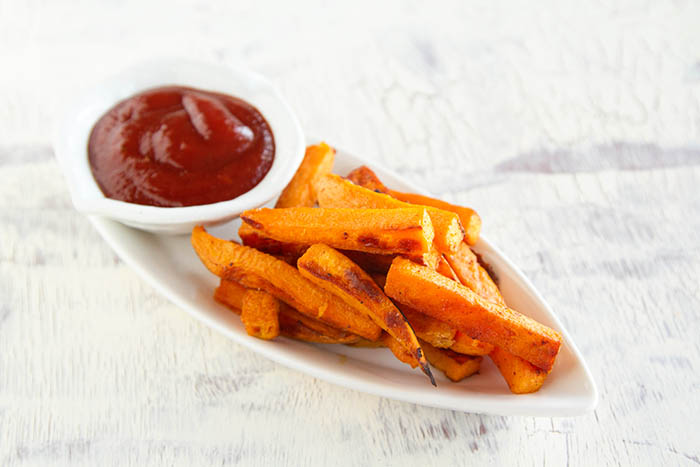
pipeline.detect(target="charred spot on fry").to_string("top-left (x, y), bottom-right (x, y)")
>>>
top-left (241, 217), bottom-right (264, 230)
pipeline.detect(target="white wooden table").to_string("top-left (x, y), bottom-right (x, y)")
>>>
top-left (2, 1), bottom-right (699, 465)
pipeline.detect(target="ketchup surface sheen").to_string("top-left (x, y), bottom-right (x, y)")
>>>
top-left (88, 86), bottom-right (275, 207)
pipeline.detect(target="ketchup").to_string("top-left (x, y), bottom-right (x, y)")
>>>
top-left (88, 86), bottom-right (275, 207)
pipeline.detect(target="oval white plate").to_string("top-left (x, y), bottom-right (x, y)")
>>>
top-left (89, 144), bottom-right (598, 416)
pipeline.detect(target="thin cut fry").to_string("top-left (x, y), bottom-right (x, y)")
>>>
top-left (444, 242), bottom-right (550, 393)
top-left (238, 223), bottom-right (308, 262)
top-left (347, 166), bottom-right (481, 246)
top-left (297, 244), bottom-right (434, 384)
top-left (372, 274), bottom-right (482, 352)
top-left (390, 191), bottom-right (481, 245)
top-left (436, 254), bottom-right (459, 282)
top-left (214, 278), bottom-right (247, 312)
top-left (279, 313), bottom-right (361, 344)
top-left (488, 345), bottom-right (548, 394)
top-left (420, 340), bottom-right (482, 382)
top-left (385, 257), bottom-right (562, 371)
top-left (216, 279), bottom-right (360, 343)
top-left (241, 207), bottom-right (435, 256)
top-left (241, 290), bottom-right (280, 340)
top-left (346, 166), bottom-right (389, 193)
top-left (450, 330), bottom-right (494, 356)
top-left (236, 231), bottom-right (437, 273)
top-left (400, 307), bottom-right (456, 349)
top-left (191, 226), bottom-right (381, 340)
top-left (316, 174), bottom-right (464, 253)
top-left (444, 242), bottom-right (505, 305)
top-left (276, 142), bottom-right (335, 208)
top-left (280, 306), bottom-right (358, 341)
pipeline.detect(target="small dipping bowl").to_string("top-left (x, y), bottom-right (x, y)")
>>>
top-left (53, 59), bottom-right (305, 234)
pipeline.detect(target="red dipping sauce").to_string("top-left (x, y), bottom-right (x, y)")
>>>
top-left (88, 86), bottom-right (275, 207)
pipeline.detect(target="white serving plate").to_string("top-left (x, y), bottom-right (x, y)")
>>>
top-left (89, 145), bottom-right (598, 416)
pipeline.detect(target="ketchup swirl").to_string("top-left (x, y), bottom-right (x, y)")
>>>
top-left (88, 86), bottom-right (275, 207)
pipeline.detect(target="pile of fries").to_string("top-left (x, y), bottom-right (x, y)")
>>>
top-left (191, 142), bottom-right (563, 393)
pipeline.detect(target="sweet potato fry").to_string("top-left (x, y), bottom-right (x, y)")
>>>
top-left (340, 250), bottom-right (396, 275)
top-left (347, 166), bottom-right (481, 245)
top-left (488, 345), bottom-right (548, 394)
top-left (418, 246), bottom-right (442, 270)
top-left (241, 207), bottom-right (435, 256)
top-left (444, 243), bottom-right (550, 392)
top-left (420, 340), bottom-right (482, 382)
top-left (279, 314), bottom-right (361, 344)
top-left (400, 307), bottom-right (456, 349)
top-left (214, 278), bottom-right (247, 312)
top-left (216, 279), bottom-right (360, 343)
top-left (297, 244), bottom-right (434, 383)
top-left (372, 274), bottom-right (471, 351)
top-left (389, 191), bottom-right (481, 245)
top-left (444, 242), bottom-right (505, 306)
top-left (279, 306), bottom-right (357, 341)
top-left (345, 165), bottom-right (389, 193)
top-left (241, 290), bottom-right (280, 340)
top-left (236, 230), bottom-right (437, 274)
top-left (384, 257), bottom-right (562, 371)
top-left (450, 330), bottom-right (494, 356)
top-left (191, 226), bottom-right (381, 340)
top-left (382, 334), bottom-right (422, 369)
top-left (436, 254), bottom-right (459, 282)
top-left (372, 274), bottom-right (474, 353)
top-left (316, 174), bottom-right (464, 253)
top-left (275, 142), bottom-right (335, 208)
top-left (238, 223), bottom-right (308, 262)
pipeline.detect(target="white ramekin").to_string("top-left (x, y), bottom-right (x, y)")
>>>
top-left (53, 58), bottom-right (305, 234)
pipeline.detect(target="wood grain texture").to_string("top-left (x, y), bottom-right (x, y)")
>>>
top-left (2, 0), bottom-right (700, 465)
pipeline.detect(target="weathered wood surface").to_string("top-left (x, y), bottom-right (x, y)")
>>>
top-left (1, 0), bottom-right (699, 465)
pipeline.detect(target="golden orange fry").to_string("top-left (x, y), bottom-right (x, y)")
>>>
top-left (450, 330), bottom-right (494, 356)
top-left (385, 257), bottom-right (562, 371)
top-left (297, 244), bottom-right (434, 384)
top-left (488, 345), bottom-right (549, 394)
top-left (347, 165), bottom-right (481, 246)
top-left (390, 191), bottom-right (481, 246)
top-left (278, 313), bottom-right (361, 344)
top-left (420, 340), bottom-right (482, 382)
top-left (400, 306), bottom-right (456, 349)
top-left (316, 174), bottom-right (464, 253)
top-left (238, 223), bottom-right (308, 263)
top-left (345, 166), bottom-right (390, 193)
top-left (241, 290), bottom-right (280, 340)
top-left (276, 142), bottom-right (336, 208)
top-left (192, 226), bottom-right (381, 340)
top-left (444, 242), bottom-right (505, 306)
top-left (241, 207), bottom-right (435, 256)
top-left (215, 279), bottom-right (360, 344)
top-left (443, 242), bottom-right (551, 392)
top-left (214, 278), bottom-right (247, 312)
